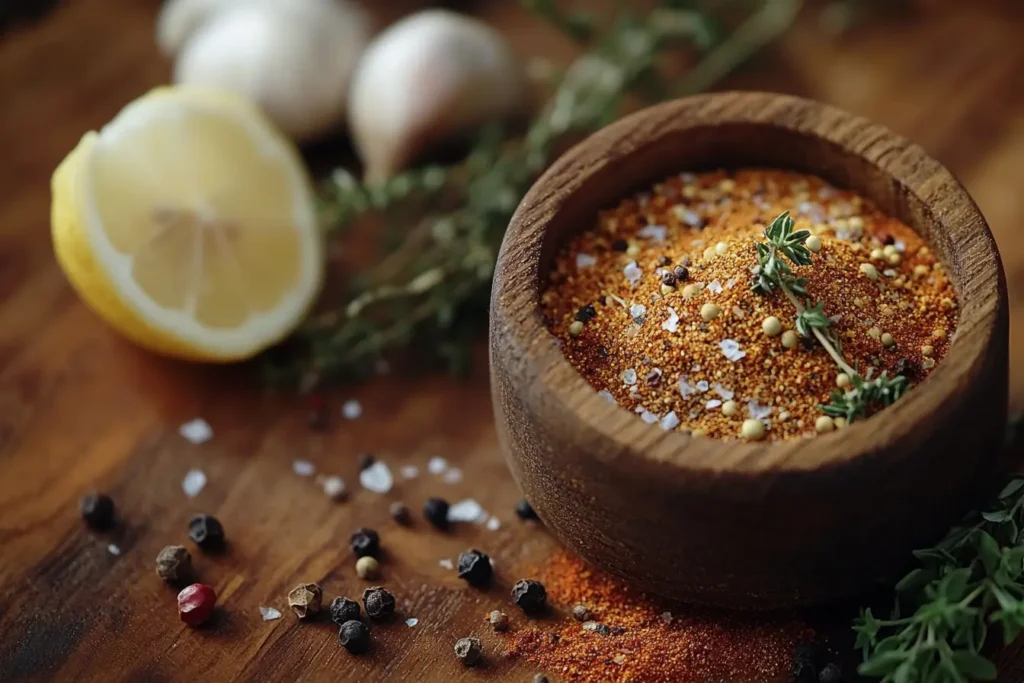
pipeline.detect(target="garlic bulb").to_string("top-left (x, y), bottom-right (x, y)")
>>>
top-left (156, 0), bottom-right (241, 58)
top-left (348, 9), bottom-right (526, 181)
top-left (172, 0), bottom-right (369, 142)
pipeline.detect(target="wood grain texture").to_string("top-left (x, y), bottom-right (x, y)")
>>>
top-left (490, 91), bottom-right (1008, 608)
top-left (1, 0), bottom-right (1023, 680)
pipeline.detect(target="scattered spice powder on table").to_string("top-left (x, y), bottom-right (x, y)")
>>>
top-left (504, 550), bottom-right (811, 682)
top-left (542, 169), bottom-right (959, 440)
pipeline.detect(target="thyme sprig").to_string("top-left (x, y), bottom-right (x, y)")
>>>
top-left (854, 417), bottom-right (1024, 682)
top-left (264, 0), bottom-right (803, 388)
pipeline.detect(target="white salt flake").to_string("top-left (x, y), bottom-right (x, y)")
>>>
top-left (640, 410), bottom-right (658, 424)
top-left (678, 377), bottom-right (697, 398)
top-left (342, 400), bottom-right (362, 420)
top-left (179, 418), bottom-right (212, 445)
top-left (818, 185), bottom-right (837, 200)
top-left (260, 606), bottom-right (282, 621)
top-left (400, 465), bottom-right (420, 479)
top-left (107, 544), bottom-right (121, 556)
top-left (487, 517), bottom-right (501, 531)
top-left (732, 305), bottom-right (745, 318)
top-left (638, 224), bottom-right (667, 242)
top-left (676, 207), bottom-right (703, 227)
top-left (719, 339), bottom-right (747, 362)
top-left (448, 499), bottom-right (487, 523)
top-left (706, 399), bottom-right (722, 410)
top-left (622, 368), bottom-right (638, 386)
top-left (629, 303), bottom-right (646, 324)
top-left (894, 240), bottom-right (906, 253)
top-left (623, 261), bottom-right (642, 285)
top-left (576, 253), bottom-right (597, 269)
top-left (725, 278), bottom-right (736, 290)
top-left (696, 380), bottom-right (710, 393)
top-left (439, 558), bottom-right (454, 570)
top-left (659, 611), bottom-right (674, 625)
top-left (634, 406), bottom-right (644, 414)
top-left (748, 400), bottom-right (773, 420)
top-left (406, 618), bottom-right (419, 627)
top-left (442, 467), bottom-right (463, 485)
top-left (322, 476), bottom-right (346, 500)
top-left (427, 457), bottom-right (448, 474)
top-left (597, 390), bottom-right (617, 405)
top-left (829, 314), bottom-right (842, 324)
top-left (660, 411), bottom-right (680, 430)
top-left (360, 461), bottom-right (393, 494)
top-left (292, 460), bottom-right (315, 477)
top-left (182, 469), bottom-right (207, 498)
top-left (707, 279), bottom-right (723, 294)
top-left (713, 384), bottom-right (735, 400)
top-left (662, 307), bottom-right (680, 333)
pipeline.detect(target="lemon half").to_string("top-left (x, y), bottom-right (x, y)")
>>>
top-left (52, 87), bottom-right (323, 362)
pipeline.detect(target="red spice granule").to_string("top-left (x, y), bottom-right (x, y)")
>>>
top-left (504, 551), bottom-right (811, 682)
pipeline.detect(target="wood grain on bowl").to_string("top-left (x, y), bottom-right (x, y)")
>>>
top-left (489, 91), bottom-right (1010, 608)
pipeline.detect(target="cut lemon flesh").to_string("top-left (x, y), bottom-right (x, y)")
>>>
top-left (51, 87), bottom-right (323, 361)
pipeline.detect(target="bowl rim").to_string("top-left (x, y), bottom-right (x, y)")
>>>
top-left (492, 90), bottom-right (1006, 475)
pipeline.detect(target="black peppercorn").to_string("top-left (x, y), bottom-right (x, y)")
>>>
top-left (349, 527), bottom-right (380, 558)
top-left (883, 234), bottom-right (895, 246)
top-left (611, 238), bottom-right (628, 252)
top-left (511, 579), bottom-right (547, 614)
top-left (423, 497), bottom-right (450, 530)
top-left (454, 636), bottom-right (482, 667)
top-left (818, 663), bottom-right (843, 683)
top-left (357, 452), bottom-right (375, 470)
top-left (793, 642), bottom-right (820, 683)
top-left (456, 549), bottom-right (493, 587)
top-left (338, 619), bottom-right (371, 654)
top-left (330, 596), bottom-right (361, 626)
top-left (575, 304), bottom-right (597, 323)
top-left (673, 265), bottom-right (689, 282)
top-left (362, 586), bottom-right (396, 620)
top-left (188, 514), bottom-right (224, 551)
top-left (155, 545), bottom-right (193, 583)
top-left (533, 675), bottom-right (549, 683)
top-left (660, 270), bottom-right (676, 287)
top-left (79, 492), bottom-right (115, 529)
top-left (515, 499), bottom-right (539, 521)
top-left (390, 501), bottom-right (411, 525)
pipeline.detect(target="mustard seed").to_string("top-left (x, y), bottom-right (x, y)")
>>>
top-left (722, 400), bottom-right (739, 417)
top-left (881, 332), bottom-right (896, 348)
top-left (806, 235), bottom-right (822, 253)
top-left (781, 330), bottom-right (798, 349)
top-left (356, 556), bottom-right (380, 580)
top-left (870, 248), bottom-right (884, 261)
top-left (921, 344), bottom-right (934, 357)
top-left (569, 321), bottom-right (584, 337)
top-left (859, 263), bottom-right (879, 280)
top-left (762, 316), bottom-right (782, 337)
top-left (715, 241), bottom-right (728, 256)
top-left (836, 373), bottom-right (851, 389)
top-left (740, 419), bottom-right (765, 440)
top-left (815, 416), bottom-right (835, 434)
top-left (700, 303), bottom-right (720, 322)
top-left (682, 283), bottom-right (701, 299)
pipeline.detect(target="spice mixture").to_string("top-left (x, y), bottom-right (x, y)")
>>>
top-left (542, 169), bottom-right (958, 440)
top-left (504, 550), bottom-right (811, 682)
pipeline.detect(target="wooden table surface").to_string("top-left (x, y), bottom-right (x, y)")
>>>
top-left (1, 2), bottom-right (1023, 681)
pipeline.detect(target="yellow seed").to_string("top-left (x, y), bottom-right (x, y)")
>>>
top-left (722, 400), bottom-right (739, 417)
top-left (882, 244), bottom-right (898, 257)
top-left (815, 416), bottom-right (835, 434)
top-left (660, 284), bottom-right (674, 296)
top-left (940, 297), bottom-right (955, 310)
top-left (569, 321), bottom-right (584, 337)
top-left (715, 241), bottom-right (728, 256)
top-left (881, 332), bottom-right (896, 348)
top-left (834, 417), bottom-right (848, 429)
top-left (913, 264), bottom-right (929, 278)
top-left (848, 216), bottom-right (865, 230)
top-left (719, 178), bottom-right (736, 193)
top-left (887, 252), bottom-right (901, 266)
top-left (762, 316), bottom-right (782, 337)
top-left (859, 263), bottom-right (879, 281)
top-left (682, 283), bottom-right (701, 299)
top-left (700, 303), bottom-right (721, 322)
top-left (933, 328), bottom-right (947, 340)
top-left (781, 330), bottom-right (798, 350)
top-left (806, 235), bottom-right (822, 253)
top-left (867, 327), bottom-right (881, 340)
top-left (703, 246), bottom-right (716, 261)
top-left (356, 556), bottom-right (380, 580)
top-left (921, 344), bottom-right (934, 356)
top-left (626, 244), bottom-right (641, 257)
top-left (740, 419), bottom-right (765, 440)
top-left (836, 373), bottom-right (851, 389)
top-left (778, 411), bottom-right (791, 422)
top-left (870, 248), bottom-right (884, 261)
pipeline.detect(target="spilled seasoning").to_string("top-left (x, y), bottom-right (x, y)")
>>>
top-left (504, 551), bottom-right (811, 682)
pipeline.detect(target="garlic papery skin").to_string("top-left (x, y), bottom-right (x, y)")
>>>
top-left (173, 0), bottom-right (369, 142)
top-left (348, 9), bottom-right (526, 182)
top-left (156, 0), bottom-right (245, 58)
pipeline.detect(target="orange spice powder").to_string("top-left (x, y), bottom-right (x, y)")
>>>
top-left (504, 550), bottom-right (811, 682)
top-left (541, 169), bottom-right (959, 440)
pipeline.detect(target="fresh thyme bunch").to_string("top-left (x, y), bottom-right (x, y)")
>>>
top-left (264, 0), bottom-right (802, 388)
top-left (854, 415), bottom-right (1024, 682)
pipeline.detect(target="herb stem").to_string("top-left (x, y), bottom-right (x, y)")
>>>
top-left (775, 262), bottom-right (857, 376)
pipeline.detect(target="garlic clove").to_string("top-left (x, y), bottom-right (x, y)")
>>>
top-left (156, 0), bottom-right (246, 58)
top-left (173, 0), bottom-right (369, 142)
top-left (348, 9), bottom-right (526, 182)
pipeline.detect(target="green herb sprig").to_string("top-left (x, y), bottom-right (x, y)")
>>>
top-left (854, 419), bottom-right (1024, 683)
top-left (264, 0), bottom-right (803, 388)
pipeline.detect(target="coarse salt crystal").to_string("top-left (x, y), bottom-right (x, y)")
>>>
top-left (622, 369), bottom-right (638, 385)
top-left (662, 307), bottom-right (680, 333)
top-left (342, 400), bottom-right (362, 420)
top-left (448, 499), bottom-right (487, 523)
top-left (576, 253), bottom-right (597, 269)
top-left (107, 544), bottom-right (121, 556)
top-left (713, 384), bottom-right (735, 400)
top-left (182, 469), bottom-right (207, 498)
top-left (678, 207), bottom-right (703, 227)
top-left (696, 380), bottom-right (710, 392)
top-left (894, 240), bottom-right (906, 253)
top-left (439, 558), bottom-right (454, 570)
top-left (660, 412), bottom-right (680, 430)
top-left (179, 419), bottom-right (212, 445)
top-left (400, 465), bottom-right (420, 479)
top-left (360, 461), bottom-right (393, 494)
top-left (719, 339), bottom-right (746, 362)
top-left (597, 390), bottom-right (617, 405)
top-left (322, 476), bottom-right (346, 500)
top-left (487, 517), bottom-right (501, 531)
top-left (406, 618), bottom-right (419, 627)
top-left (725, 277), bottom-right (736, 289)
top-left (638, 224), bottom-right (667, 242)
top-left (732, 306), bottom-right (745, 318)
top-left (623, 261), bottom-right (642, 285)
top-left (260, 606), bottom-right (282, 621)
top-left (706, 399), bottom-right (722, 410)
top-left (707, 279), bottom-right (723, 294)
top-left (442, 467), bottom-right (463, 485)
top-left (634, 406), bottom-right (644, 414)
top-left (292, 460), bottom-right (315, 477)
top-left (679, 377), bottom-right (697, 398)
top-left (659, 611), bottom-right (673, 624)
top-left (640, 410), bottom-right (658, 424)
top-left (748, 400), bottom-right (772, 420)
top-left (629, 303), bottom-right (646, 324)
top-left (427, 457), bottom-right (448, 474)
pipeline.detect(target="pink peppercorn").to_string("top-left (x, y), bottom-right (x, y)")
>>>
top-left (177, 583), bottom-right (217, 627)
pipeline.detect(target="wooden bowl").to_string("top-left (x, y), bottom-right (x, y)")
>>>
top-left (489, 91), bottom-right (1009, 608)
